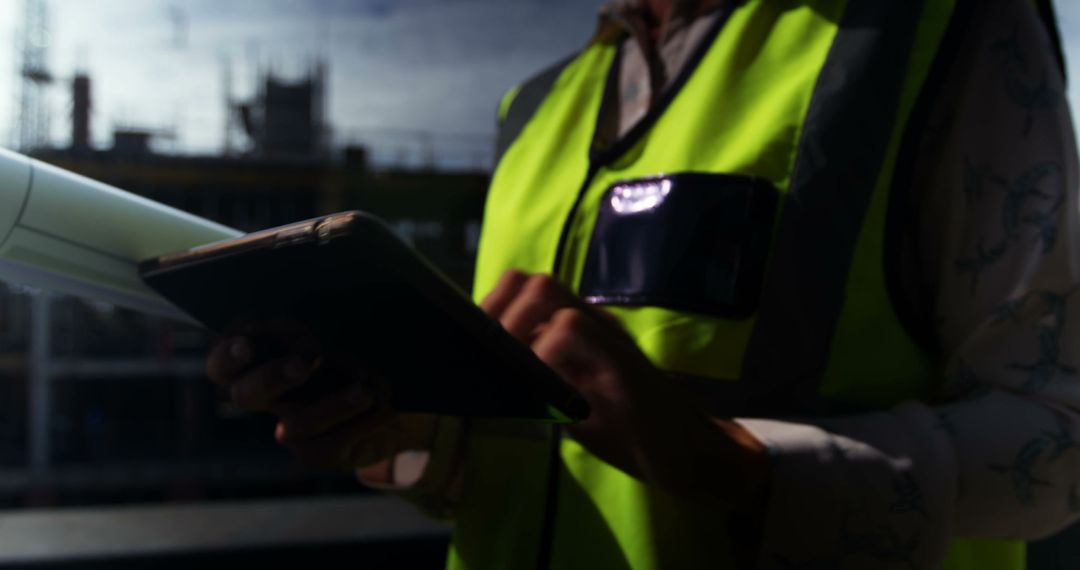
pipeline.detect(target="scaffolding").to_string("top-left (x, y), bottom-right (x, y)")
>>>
top-left (14, 0), bottom-right (53, 152)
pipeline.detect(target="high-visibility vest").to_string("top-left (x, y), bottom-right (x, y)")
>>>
top-left (450, 0), bottom-right (1053, 567)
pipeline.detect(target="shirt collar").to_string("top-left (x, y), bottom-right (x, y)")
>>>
top-left (595, 0), bottom-right (728, 46)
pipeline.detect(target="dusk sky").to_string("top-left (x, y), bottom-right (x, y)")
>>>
top-left (0, 1), bottom-right (1078, 169)
top-left (0, 0), bottom-right (610, 168)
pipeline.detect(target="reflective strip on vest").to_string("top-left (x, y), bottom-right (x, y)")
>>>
top-left (741, 0), bottom-right (925, 414)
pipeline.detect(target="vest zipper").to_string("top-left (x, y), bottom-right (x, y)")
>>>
top-left (539, 155), bottom-right (598, 570)
top-left (551, 163), bottom-right (601, 282)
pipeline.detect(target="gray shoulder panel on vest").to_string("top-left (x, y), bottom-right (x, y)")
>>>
top-left (494, 54), bottom-right (576, 165)
top-left (740, 0), bottom-right (928, 413)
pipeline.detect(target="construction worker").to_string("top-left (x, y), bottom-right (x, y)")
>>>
top-left (207, 0), bottom-right (1080, 568)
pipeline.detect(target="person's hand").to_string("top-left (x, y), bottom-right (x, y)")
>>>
top-left (480, 269), bottom-right (770, 512)
top-left (205, 320), bottom-right (437, 477)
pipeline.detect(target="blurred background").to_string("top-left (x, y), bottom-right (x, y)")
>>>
top-left (0, 1), bottom-right (605, 567)
top-left (0, 0), bottom-right (1076, 568)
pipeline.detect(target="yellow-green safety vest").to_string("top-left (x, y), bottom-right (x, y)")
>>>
top-left (450, 0), bottom-right (1058, 568)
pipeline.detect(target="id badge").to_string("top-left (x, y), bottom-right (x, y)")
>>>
top-left (579, 173), bottom-right (779, 319)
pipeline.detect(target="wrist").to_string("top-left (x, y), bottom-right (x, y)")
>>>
top-left (713, 418), bottom-right (771, 516)
top-left (630, 413), bottom-right (771, 514)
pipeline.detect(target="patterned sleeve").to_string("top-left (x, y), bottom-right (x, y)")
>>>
top-left (737, 0), bottom-right (1080, 567)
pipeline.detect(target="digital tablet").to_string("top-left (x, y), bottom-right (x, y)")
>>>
top-left (138, 211), bottom-right (589, 423)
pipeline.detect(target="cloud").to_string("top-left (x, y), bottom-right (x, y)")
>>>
top-left (186, 0), bottom-right (403, 20)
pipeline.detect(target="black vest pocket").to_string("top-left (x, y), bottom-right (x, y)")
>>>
top-left (579, 173), bottom-right (778, 319)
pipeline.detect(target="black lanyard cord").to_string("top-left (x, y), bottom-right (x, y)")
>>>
top-left (535, 425), bottom-right (563, 570)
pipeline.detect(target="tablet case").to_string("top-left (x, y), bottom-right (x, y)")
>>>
top-left (139, 211), bottom-right (589, 422)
